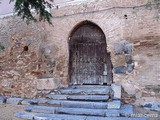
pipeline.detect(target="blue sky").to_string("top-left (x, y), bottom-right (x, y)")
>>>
top-left (0, 0), bottom-right (14, 15)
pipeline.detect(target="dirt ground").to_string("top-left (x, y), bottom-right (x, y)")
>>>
top-left (133, 106), bottom-right (160, 120)
top-left (0, 104), bottom-right (24, 120)
top-left (0, 104), bottom-right (159, 120)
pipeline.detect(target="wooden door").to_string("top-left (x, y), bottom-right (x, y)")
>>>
top-left (69, 22), bottom-right (112, 85)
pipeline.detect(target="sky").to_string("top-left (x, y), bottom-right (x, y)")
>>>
top-left (0, 0), bottom-right (14, 15)
top-left (0, 0), bottom-right (88, 15)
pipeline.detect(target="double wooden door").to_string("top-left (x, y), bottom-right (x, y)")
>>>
top-left (69, 22), bottom-right (112, 85)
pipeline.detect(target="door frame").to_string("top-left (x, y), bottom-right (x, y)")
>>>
top-left (68, 21), bottom-right (113, 85)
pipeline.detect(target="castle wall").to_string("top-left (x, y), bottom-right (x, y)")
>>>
top-left (0, 0), bottom-right (159, 105)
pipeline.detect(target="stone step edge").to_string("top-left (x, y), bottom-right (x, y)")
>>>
top-left (24, 104), bottom-right (133, 117)
top-left (0, 96), bottom-right (120, 107)
top-left (47, 99), bottom-right (121, 109)
top-left (53, 87), bottom-right (111, 95)
top-left (15, 112), bottom-right (148, 120)
top-left (49, 84), bottom-right (121, 99)
top-left (46, 94), bottom-right (110, 101)
top-left (0, 96), bottom-right (50, 105)
top-left (0, 96), bottom-right (23, 105)
top-left (70, 85), bottom-right (111, 88)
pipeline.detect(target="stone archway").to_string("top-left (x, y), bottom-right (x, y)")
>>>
top-left (69, 21), bottom-right (113, 85)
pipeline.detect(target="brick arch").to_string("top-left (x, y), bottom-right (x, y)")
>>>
top-left (68, 20), bottom-right (113, 85)
top-left (68, 20), bottom-right (106, 42)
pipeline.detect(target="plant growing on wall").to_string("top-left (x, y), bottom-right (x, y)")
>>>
top-left (0, 44), bottom-right (5, 52)
top-left (9, 0), bottom-right (53, 24)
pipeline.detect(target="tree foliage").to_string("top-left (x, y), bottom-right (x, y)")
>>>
top-left (10, 0), bottom-right (53, 24)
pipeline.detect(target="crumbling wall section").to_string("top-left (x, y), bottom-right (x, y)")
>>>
top-left (0, 16), bottom-right (48, 98)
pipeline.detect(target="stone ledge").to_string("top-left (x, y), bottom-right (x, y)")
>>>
top-left (6, 97), bottom-right (23, 105)
top-left (0, 96), bottom-right (7, 104)
top-left (144, 102), bottom-right (160, 112)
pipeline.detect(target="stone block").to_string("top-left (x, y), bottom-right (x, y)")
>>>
top-left (25, 105), bottom-right (56, 114)
top-left (105, 105), bottom-right (133, 117)
top-left (113, 66), bottom-right (127, 74)
top-left (60, 100), bottom-right (108, 109)
top-left (120, 104), bottom-right (133, 116)
top-left (33, 98), bottom-right (49, 104)
top-left (15, 112), bottom-right (148, 120)
top-left (21, 99), bottom-right (35, 105)
top-left (0, 96), bottom-right (7, 104)
top-left (6, 97), bottom-right (23, 105)
top-left (47, 100), bottom-right (61, 106)
top-left (67, 95), bottom-right (109, 101)
top-left (124, 41), bottom-right (132, 54)
top-left (15, 112), bottom-right (34, 119)
top-left (107, 100), bottom-right (121, 109)
top-left (21, 98), bottom-right (48, 105)
top-left (111, 84), bottom-right (121, 100)
top-left (123, 83), bottom-right (136, 95)
top-left (144, 102), bottom-right (160, 111)
top-left (127, 63), bottom-right (134, 73)
top-left (34, 113), bottom-right (87, 120)
top-left (57, 107), bottom-right (105, 116)
top-left (105, 110), bottom-right (120, 117)
top-left (46, 94), bottom-right (68, 100)
top-left (37, 78), bottom-right (61, 90)
top-left (144, 103), bottom-right (152, 108)
top-left (114, 42), bottom-right (124, 55)
top-left (125, 54), bottom-right (132, 64)
top-left (56, 87), bottom-right (110, 95)
top-left (0, 99), bottom-right (4, 104)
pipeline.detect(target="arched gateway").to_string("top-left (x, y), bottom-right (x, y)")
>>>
top-left (69, 21), bottom-right (113, 85)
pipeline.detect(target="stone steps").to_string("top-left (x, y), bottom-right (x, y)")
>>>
top-left (52, 86), bottom-right (111, 95)
top-left (0, 96), bottom-right (7, 104)
top-left (47, 100), bottom-right (121, 109)
top-left (25, 105), bottom-right (55, 114)
top-left (67, 95), bottom-right (109, 101)
top-left (46, 94), bottom-right (68, 100)
top-left (15, 112), bottom-right (148, 120)
top-left (15, 84), bottom-right (148, 120)
top-left (46, 94), bottom-right (110, 101)
top-left (70, 85), bottom-right (110, 89)
top-left (21, 98), bottom-right (49, 105)
top-left (24, 104), bottom-right (133, 117)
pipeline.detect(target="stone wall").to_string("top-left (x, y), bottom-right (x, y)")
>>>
top-left (0, 16), bottom-right (49, 98)
top-left (44, 0), bottom-right (160, 105)
top-left (0, 0), bottom-right (160, 106)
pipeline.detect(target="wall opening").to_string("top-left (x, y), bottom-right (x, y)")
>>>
top-left (69, 21), bottom-right (113, 85)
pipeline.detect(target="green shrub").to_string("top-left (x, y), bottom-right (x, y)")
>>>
top-left (0, 44), bottom-right (5, 51)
